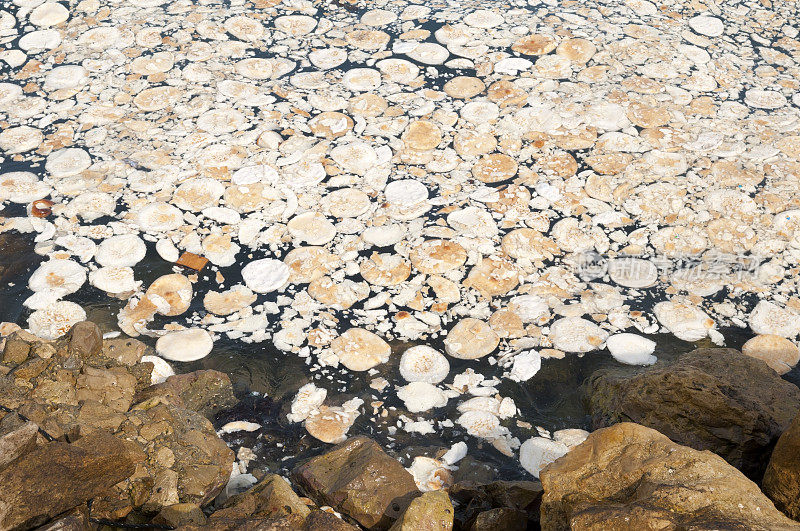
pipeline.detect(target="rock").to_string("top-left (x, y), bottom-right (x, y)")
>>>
top-left (0, 431), bottom-right (143, 530)
top-left (135, 369), bottom-right (237, 420)
top-left (303, 509), bottom-right (360, 530)
top-left (212, 474), bottom-right (311, 522)
top-left (468, 508), bottom-right (527, 530)
top-left (293, 436), bottom-right (419, 529)
top-left (763, 411), bottom-right (800, 520)
top-left (182, 515), bottom-right (305, 530)
top-left (0, 421), bottom-right (39, 471)
top-left (586, 348), bottom-right (800, 479)
top-left (115, 403), bottom-right (235, 512)
top-left (2, 334), bottom-right (31, 365)
top-left (389, 490), bottom-right (453, 530)
top-left (103, 337), bottom-right (150, 366)
top-left (153, 503), bottom-right (208, 527)
top-left (65, 321), bottom-right (103, 358)
top-left (76, 366), bottom-right (137, 412)
top-left (539, 423), bottom-right (798, 530)
top-left (450, 480), bottom-right (542, 528)
top-left (35, 507), bottom-right (89, 531)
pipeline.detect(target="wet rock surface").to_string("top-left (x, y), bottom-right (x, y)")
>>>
top-left (539, 423), bottom-right (800, 531)
top-left (211, 474), bottom-right (311, 522)
top-left (764, 411), bottom-right (800, 521)
top-left (0, 322), bottom-right (235, 524)
top-left (586, 347), bottom-right (800, 479)
top-left (389, 490), bottom-right (453, 531)
top-left (293, 436), bottom-right (420, 529)
top-left (0, 431), bottom-right (143, 530)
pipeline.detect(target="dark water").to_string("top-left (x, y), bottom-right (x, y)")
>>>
top-left (2, 230), bottom-right (797, 482)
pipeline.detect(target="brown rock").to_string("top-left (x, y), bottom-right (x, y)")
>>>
top-left (764, 411), bottom-right (800, 520)
top-left (390, 490), bottom-right (453, 531)
top-left (540, 423), bottom-right (799, 531)
top-left (0, 421), bottom-right (38, 471)
top-left (585, 348), bottom-right (800, 479)
top-left (182, 515), bottom-right (305, 530)
top-left (0, 431), bottom-right (144, 530)
top-left (65, 321), bottom-right (103, 358)
top-left (303, 509), bottom-right (360, 530)
top-left (293, 436), bottom-right (419, 529)
top-left (103, 337), bottom-right (150, 366)
top-left (153, 503), bottom-right (208, 527)
top-left (115, 403), bottom-right (234, 512)
top-left (212, 474), bottom-right (311, 521)
top-left (468, 508), bottom-right (527, 531)
top-left (34, 507), bottom-right (88, 531)
top-left (449, 480), bottom-right (541, 528)
top-left (76, 366), bottom-right (136, 412)
top-left (2, 334), bottom-right (31, 365)
top-left (135, 370), bottom-right (236, 419)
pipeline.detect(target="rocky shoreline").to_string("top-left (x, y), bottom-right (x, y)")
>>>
top-left (0, 320), bottom-right (798, 530)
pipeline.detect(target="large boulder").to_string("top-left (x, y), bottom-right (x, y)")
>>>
top-left (0, 420), bottom-right (38, 470)
top-left (763, 411), bottom-right (800, 520)
top-left (293, 436), bottom-right (419, 529)
top-left (389, 490), bottom-right (453, 531)
top-left (111, 402), bottom-right (235, 513)
top-left (134, 369), bottom-right (237, 420)
top-left (211, 474), bottom-right (311, 522)
top-left (585, 347), bottom-right (800, 479)
top-left (539, 423), bottom-right (799, 530)
top-left (0, 431), bottom-right (143, 530)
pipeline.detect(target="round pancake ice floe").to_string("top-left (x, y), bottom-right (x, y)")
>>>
top-left (242, 258), bottom-right (290, 293)
top-left (399, 345), bottom-right (450, 384)
top-left (156, 328), bottom-right (214, 362)
top-left (444, 318), bottom-right (500, 359)
top-left (95, 234), bottom-right (147, 268)
top-left (28, 301), bottom-right (86, 340)
top-left (330, 328), bottom-right (391, 371)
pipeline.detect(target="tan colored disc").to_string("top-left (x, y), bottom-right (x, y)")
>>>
top-left (489, 309), bottom-right (525, 338)
top-left (359, 252), bottom-right (412, 286)
top-left (308, 276), bottom-right (369, 309)
top-left (309, 111), bottom-right (354, 139)
top-left (443, 76), bottom-right (485, 99)
top-left (330, 327), bottom-right (391, 371)
top-left (502, 228), bottom-right (560, 261)
top-left (556, 38), bottom-right (596, 63)
top-left (283, 246), bottom-right (339, 284)
top-left (454, 131), bottom-right (497, 158)
top-left (512, 34), bottom-right (557, 56)
top-left (348, 94), bottom-right (387, 117)
top-left (409, 239), bottom-right (467, 274)
top-left (402, 120), bottom-right (443, 151)
top-left (464, 257), bottom-right (520, 298)
top-left (444, 318), bottom-right (499, 360)
top-left (203, 285), bottom-right (256, 316)
top-left (472, 153), bottom-right (518, 183)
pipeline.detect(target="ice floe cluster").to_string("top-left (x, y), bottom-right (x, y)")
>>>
top-left (2, 0), bottom-right (800, 478)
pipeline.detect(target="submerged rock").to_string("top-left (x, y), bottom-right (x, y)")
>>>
top-left (585, 348), bottom-right (800, 479)
top-left (763, 411), bottom-right (800, 520)
top-left (293, 436), bottom-right (419, 529)
top-left (540, 423), bottom-right (797, 530)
